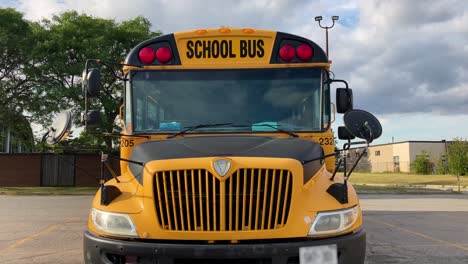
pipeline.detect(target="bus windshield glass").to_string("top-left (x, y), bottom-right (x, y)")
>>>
top-left (128, 67), bottom-right (326, 133)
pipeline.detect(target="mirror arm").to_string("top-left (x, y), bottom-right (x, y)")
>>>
top-left (102, 62), bottom-right (128, 81)
top-left (302, 152), bottom-right (337, 165)
top-left (345, 142), bottom-right (369, 181)
top-left (329, 79), bottom-right (349, 90)
top-left (83, 60), bottom-right (93, 130)
top-left (41, 131), bottom-right (50, 144)
top-left (329, 157), bottom-right (342, 181)
top-left (89, 132), bottom-right (151, 139)
top-left (362, 121), bottom-right (374, 143)
top-left (107, 155), bottom-right (145, 166)
top-left (94, 59), bottom-right (138, 81)
top-left (102, 156), bottom-right (120, 183)
top-left (343, 140), bottom-right (367, 150)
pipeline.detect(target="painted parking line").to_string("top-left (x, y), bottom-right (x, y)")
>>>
top-left (0, 224), bottom-right (60, 253)
top-left (0, 219), bottom-right (83, 254)
top-left (366, 216), bottom-right (468, 252)
top-left (6, 248), bottom-right (82, 262)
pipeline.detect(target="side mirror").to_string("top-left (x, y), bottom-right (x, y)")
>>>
top-left (343, 109), bottom-right (382, 143)
top-left (81, 110), bottom-right (101, 126)
top-left (43, 111), bottom-right (72, 144)
top-left (336, 88), bottom-right (353, 113)
top-left (82, 68), bottom-right (100, 98)
top-left (338, 126), bottom-right (355, 140)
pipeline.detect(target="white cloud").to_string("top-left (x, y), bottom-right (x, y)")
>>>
top-left (7, 0), bottom-right (468, 141)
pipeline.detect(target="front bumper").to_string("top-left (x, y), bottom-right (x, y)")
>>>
top-left (84, 229), bottom-right (366, 264)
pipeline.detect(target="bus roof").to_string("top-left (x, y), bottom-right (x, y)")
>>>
top-left (124, 28), bottom-right (329, 69)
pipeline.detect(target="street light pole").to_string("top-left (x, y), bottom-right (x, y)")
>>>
top-left (315, 16), bottom-right (339, 58)
top-left (325, 26), bottom-right (329, 56)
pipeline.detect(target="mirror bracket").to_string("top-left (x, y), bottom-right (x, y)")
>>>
top-left (100, 185), bottom-right (122, 206)
top-left (326, 182), bottom-right (348, 204)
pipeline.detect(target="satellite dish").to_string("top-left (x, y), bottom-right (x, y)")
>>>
top-left (46, 111), bottom-right (72, 144)
top-left (343, 109), bottom-right (382, 143)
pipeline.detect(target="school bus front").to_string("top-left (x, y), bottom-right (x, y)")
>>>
top-left (83, 28), bottom-right (366, 264)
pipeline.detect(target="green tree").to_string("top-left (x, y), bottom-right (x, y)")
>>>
top-left (30, 11), bottom-right (161, 150)
top-left (447, 138), bottom-right (468, 192)
top-left (0, 8), bottom-right (38, 128)
top-left (411, 150), bottom-right (433, 174)
top-left (435, 155), bottom-right (448, 175)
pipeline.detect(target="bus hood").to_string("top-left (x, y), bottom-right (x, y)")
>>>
top-left (129, 135), bottom-right (323, 183)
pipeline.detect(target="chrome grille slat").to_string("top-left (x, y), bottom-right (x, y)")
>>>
top-left (154, 168), bottom-right (292, 231)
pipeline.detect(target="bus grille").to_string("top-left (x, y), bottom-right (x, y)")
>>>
top-left (153, 169), bottom-right (293, 232)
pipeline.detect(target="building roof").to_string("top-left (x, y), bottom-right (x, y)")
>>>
top-left (369, 140), bottom-right (449, 148)
top-left (346, 140), bottom-right (450, 150)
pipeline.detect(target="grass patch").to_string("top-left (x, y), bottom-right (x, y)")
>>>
top-left (350, 173), bottom-right (468, 186)
top-left (0, 187), bottom-right (98, 195)
top-left (353, 184), bottom-right (460, 194)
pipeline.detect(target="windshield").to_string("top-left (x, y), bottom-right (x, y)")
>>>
top-left (127, 68), bottom-right (327, 133)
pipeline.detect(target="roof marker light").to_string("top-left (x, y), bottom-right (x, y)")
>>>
top-left (138, 47), bottom-right (156, 64)
top-left (279, 44), bottom-right (296, 62)
top-left (219, 28), bottom-right (231, 33)
top-left (296, 44), bottom-right (313, 61)
top-left (196, 29), bottom-right (207, 35)
top-left (155, 47), bottom-right (172, 64)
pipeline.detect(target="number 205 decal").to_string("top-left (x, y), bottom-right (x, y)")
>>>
top-left (120, 139), bottom-right (135, 147)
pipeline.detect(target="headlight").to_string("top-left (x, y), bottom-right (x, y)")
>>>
top-left (308, 206), bottom-right (359, 237)
top-left (91, 208), bottom-right (138, 237)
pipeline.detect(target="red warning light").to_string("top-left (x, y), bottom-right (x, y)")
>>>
top-left (138, 47), bottom-right (156, 64)
top-left (279, 44), bottom-right (296, 62)
top-left (296, 44), bottom-right (313, 61)
top-left (155, 47), bottom-right (172, 64)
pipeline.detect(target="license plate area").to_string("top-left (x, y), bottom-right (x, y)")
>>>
top-left (299, 244), bottom-right (338, 264)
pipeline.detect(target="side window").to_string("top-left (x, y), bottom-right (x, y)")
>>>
top-left (322, 71), bottom-right (330, 128)
top-left (125, 81), bottom-right (132, 131)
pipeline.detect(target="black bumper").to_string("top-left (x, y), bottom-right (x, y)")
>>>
top-left (84, 229), bottom-right (366, 264)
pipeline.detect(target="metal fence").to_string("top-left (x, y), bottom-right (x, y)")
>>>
top-left (41, 155), bottom-right (75, 186)
top-left (343, 161), bottom-right (446, 174)
top-left (0, 153), bottom-right (119, 187)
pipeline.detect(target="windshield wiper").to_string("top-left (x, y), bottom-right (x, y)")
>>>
top-left (233, 123), bottom-right (299, 138)
top-left (167, 123), bottom-right (234, 139)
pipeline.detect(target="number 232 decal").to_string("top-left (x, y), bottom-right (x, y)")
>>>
top-left (319, 138), bottom-right (334, 145)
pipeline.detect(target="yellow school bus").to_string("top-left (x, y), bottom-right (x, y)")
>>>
top-left (80, 28), bottom-right (367, 264)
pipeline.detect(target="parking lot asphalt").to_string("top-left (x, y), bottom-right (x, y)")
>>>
top-left (0, 194), bottom-right (467, 264)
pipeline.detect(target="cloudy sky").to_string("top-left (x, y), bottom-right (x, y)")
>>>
top-left (2, 0), bottom-right (467, 145)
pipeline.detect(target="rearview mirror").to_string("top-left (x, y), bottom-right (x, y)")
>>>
top-left (338, 126), bottom-right (355, 140)
top-left (44, 111), bottom-right (72, 144)
top-left (343, 109), bottom-right (382, 143)
top-left (81, 110), bottom-right (100, 126)
top-left (82, 68), bottom-right (100, 98)
top-left (336, 88), bottom-right (353, 113)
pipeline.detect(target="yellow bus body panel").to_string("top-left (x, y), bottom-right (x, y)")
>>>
top-left (89, 156), bottom-right (361, 241)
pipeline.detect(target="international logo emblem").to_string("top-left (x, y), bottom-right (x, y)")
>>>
top-left (213, 159), bottom-right (231, 177)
